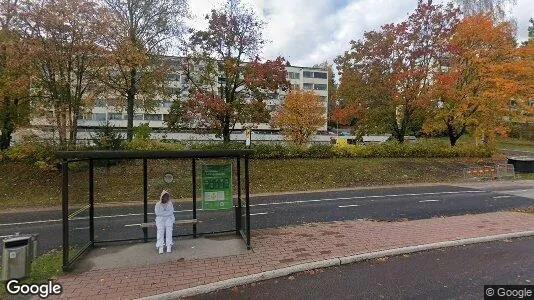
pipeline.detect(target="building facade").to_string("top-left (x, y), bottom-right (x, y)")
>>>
top-left (33, 59), bottom-right (329, 132)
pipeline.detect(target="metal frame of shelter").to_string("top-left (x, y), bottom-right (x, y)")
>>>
top-left (56, 150), bottom-right (252, 271)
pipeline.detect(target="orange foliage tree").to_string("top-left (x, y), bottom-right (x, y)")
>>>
top-left (423, 14), bottom-right (522, 146)
top-left (335, 1), bottom-right (460, 142)
top-left (271, 90), bottom-right (325, 146)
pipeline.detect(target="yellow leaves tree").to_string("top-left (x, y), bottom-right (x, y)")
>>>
top-left (423, 14), bottom-right (519, 146)
top-left (271, 90), bottom-right (325, 146)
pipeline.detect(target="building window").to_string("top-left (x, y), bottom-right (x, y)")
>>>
top-left (303, 83), bottom-right (313, 90)
top-left (93, 113), bottom-right (107, 121)
top-left (314, 72), bottom-right (327, 79)
top-left (267, 93), bottom-right (279, 100)
top-left (166, 74), bottom-right (180, 81)
top-left (109, 113), bottom-right (123, 120)
top-left (94, 99), bottom-right (106, 107)
top-left (161, 101), bottom-right (173, 108)
top-left (291, 84), bottom-right (299, 90)
top-left (303, 71), bottom-right (313, 78)
top-left (314, 84), bottom-right (327, 90)
top-left (288, 72), bottom-right (300, 79)
top-left (134, 114), bottom-right (144, 120)
top-left (145, 114), bottom-right (162, 121)
top-left (319, 96), bottom-right (327, 101)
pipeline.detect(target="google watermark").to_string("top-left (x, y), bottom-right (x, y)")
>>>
top-left (485, 285), bottom-right (533, 299)
top-left (5, 280), bottom-right (62, 298)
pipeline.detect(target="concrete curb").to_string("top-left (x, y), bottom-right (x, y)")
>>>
top-left (139, 230), bottom-right (534, 300)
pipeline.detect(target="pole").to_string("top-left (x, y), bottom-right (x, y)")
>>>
top-left (236, 157), bottom-right (242, 234)
top-left (244, 155), bottom-right (251, 249)
top-left (89, 159), bottom-right (94, 245)
top-left (143, 159), bottom-right (148, 242)
top-left (192, 158), bottom-right (197, 238)
top-left (61, 161), bottom-right (69, 270)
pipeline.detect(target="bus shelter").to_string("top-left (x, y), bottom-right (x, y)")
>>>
top-left (56, 150), bottom-right (252, 271)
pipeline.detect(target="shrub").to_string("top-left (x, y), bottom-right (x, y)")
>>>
top-left (5, 140), bottom-right (59, 170)
top-left (125, 139), bottom-right (183, 151)
top-left (92, 122), bottom-right (124, 150)
top-left (133, 123), bottom-right (152, 140)
top-left (179, 140), bottom-right (494, 159)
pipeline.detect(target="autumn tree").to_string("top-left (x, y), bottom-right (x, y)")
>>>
top-left (271, 90), bottom-right (325, 146)
top-left (336, 0), bottom-right (460, 142)
top-left (21, 0), bottom-right (110, 143)
top-left (177, 0), bottom-right (288, 142)
top-left (423, 14), bottom-right (520, 146)
top-left (0, 0), bottom-right (31, 149)
top-left (101, 0), bottom-right (188, 141)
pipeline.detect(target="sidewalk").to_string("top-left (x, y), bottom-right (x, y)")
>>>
top-left (53, 211), bottom-right (534, 299)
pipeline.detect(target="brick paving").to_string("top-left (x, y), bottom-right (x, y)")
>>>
top-left (52, 212), bottom-right (534, 299)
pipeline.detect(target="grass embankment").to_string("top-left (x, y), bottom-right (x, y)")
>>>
top-left (0, 157), bottom-right (502, 210)
top-left (497, 138), bottom-right (534, 152)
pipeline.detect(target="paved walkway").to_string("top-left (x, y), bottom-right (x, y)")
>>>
top-left (53, 212), bottom-right (534, 299)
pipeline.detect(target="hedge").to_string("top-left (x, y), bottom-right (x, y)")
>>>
top-left (1, 139), bottom-right (494, 170)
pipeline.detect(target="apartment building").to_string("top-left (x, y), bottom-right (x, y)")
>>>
top-left (48, 59), bottom-right (329, 132)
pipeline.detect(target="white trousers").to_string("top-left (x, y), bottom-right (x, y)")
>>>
top-left (155, 216), bottom-right (174, 248)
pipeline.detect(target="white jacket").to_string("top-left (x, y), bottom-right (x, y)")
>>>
top-left (155, 190), bottom-right (175, 221)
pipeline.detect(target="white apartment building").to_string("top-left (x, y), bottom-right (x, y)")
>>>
top-left (45, 60), bottom-right (329, 132)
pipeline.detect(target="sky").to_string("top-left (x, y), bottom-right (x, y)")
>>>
top-left (187, 0), bottom-right (534, 68)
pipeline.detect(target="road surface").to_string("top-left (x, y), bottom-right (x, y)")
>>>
top-left (194, 237), bottom-right (534, 300)
top-left (1, 182), bottom-right (533, 256)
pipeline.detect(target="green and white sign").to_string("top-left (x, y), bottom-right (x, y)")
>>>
top-left (201, 164), bottom-right (233, 210)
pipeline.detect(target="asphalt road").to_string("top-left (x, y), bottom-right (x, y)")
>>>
top-left (194, 237), bottom-right (534, 300)
top-left (1, 183), bottom-right (533, 257)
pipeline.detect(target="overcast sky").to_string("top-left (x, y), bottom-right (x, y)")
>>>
top-left (187, 0), bottom-right (533, 68)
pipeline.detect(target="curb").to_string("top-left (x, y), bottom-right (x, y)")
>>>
top-left (139, 230), bottom-right (534, 300)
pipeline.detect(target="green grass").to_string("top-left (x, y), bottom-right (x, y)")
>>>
top-left (0, 249), bottom-right (63, 298)
top-left (0, 156), bottom-right (505, 210)
top-left (497, 138), bottom-right (534, 152)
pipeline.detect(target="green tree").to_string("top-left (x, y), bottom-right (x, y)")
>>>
top-left (0, 0), bottom-right (31, 150)
top-left (100, 0), bottom-right (188, 141)
top-left (22, 0), bottom-right (110, 144)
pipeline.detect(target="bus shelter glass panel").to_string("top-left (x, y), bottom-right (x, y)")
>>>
top-left (92, 159), bottom-right (144, 243)
top-left (147, 158), bottom-right (193, 238)
top-left (66, 160), bottom-right (91, 264)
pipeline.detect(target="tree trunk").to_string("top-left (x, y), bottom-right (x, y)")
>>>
top-left (222, 114), bottom-right (230, 143)
top-left (126, 67), bottom-right (137, 142)
top-left (446, 123), bottom-right (466, 147)
top-left (69, 107), bottom-right (79, 147)
top-left (0, 98), bottom-right (14, 150)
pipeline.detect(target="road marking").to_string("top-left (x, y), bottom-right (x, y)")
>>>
top-left (338, 204), bottom-right (360, 208)
top-left (250, 212), bottom-right (269, 216)
top-left (493, 195), bottom-right (512, 199)
top-left (251, 190), bottom-right (484, 207)
top-left (494, 189), bottom-right (530, 193)
top-left (0, 190), bottom-right (488, 227)
top-left (73, 227), bottom-right (90, 231)
top-left (419, 200), bottom-right (440, 203)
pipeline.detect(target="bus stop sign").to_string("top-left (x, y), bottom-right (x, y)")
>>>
top-left (201, 164), bottom-right (233, 210)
